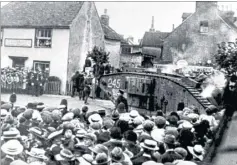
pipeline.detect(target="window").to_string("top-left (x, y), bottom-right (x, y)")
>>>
top-left (121, 47), bottom-right (132, 54)
top-left (35, 29), bottom-right (52, 48)
top-left (33, 61), bottom-right (50, 76)
top-left (200, 21), bottom-right (209, 33)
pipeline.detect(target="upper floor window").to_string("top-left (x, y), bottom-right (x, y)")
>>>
top-left (35, 29), bottom-right (52, 48)
top-left (121, 47), bottom-right (132, 54)
top-left (200, 21), bottom-right (209, 33)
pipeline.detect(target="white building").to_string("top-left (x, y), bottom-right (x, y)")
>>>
top-left (1, 2), bottom-right (125, 94)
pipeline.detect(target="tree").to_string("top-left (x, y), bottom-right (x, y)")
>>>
top-left (215, 40), bottom-right (237, 76)
top-left (86, 46), bottom-right (110, 78)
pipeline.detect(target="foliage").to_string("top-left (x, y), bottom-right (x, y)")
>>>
top-left (215, 40), bottom-right (237, 76)
top-left (87, 46), bottom-right (110, 65)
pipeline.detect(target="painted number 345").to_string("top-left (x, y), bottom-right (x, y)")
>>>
top-left (108, 78), bottom-right (121, 89)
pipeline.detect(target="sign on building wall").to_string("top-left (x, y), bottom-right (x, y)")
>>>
top-left (5, 38), bottom-right (32, 48)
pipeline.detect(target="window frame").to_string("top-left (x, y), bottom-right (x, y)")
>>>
top-left (34, 28), bottom-right (52, 48)
top-left (33, 60), bottom-right (50, 75)
top-left (200, 20), bottom-right (209, 33)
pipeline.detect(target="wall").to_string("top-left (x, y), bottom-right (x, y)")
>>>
top-left (162, 5), bottom-right (237, 64)
top-left (1, 28), bottom-right (70, 93)
top-left (105, 39), bottom-right (121, 68)
top-left (100, 73), bottom-right (208, 114)
top-left (67, 2), bottom-right (105, 80)
top-left (120, 54), bottom-right (143, 68)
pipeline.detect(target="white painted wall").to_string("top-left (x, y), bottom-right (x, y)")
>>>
top-left (1, 28), bottom-right (70, 94)
top-left (104, 39), bottom-right (121, 69)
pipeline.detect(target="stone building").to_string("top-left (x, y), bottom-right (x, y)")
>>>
top-left (1, 2), bottom-right (124, 94)
top-left (162, 1), bottom-right (237, 65)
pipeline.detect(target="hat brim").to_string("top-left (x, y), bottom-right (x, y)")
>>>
top-left (26, 151), bottom-right (48, 160)
top-left (55, 154), bottom-right (75, 161)
top-left (187, 146), bottom-right (203, 161)
top-left (92, 158), bottom-right (111, 165)
top-left (140, 143), bottom-right (159, 151)
top-left (47, 130), bottom-right (63, 140)
top-left (111, 153), bottom-right (125, 163)
top-left (1, 143), bottom-right (24, 155)
top-left (3, 135), bottom-right (21, 140)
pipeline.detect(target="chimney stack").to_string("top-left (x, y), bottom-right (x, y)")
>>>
top-left (101, 9), bottom-right (109, 26)
top-left (172, 24), bottom-right (175, 31)
top-left (149, 16), bottom-right (155, 32)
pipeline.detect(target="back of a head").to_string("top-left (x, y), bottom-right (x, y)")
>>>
top-left (124, 130), bottom-right (137, 142)
top-left (116, 120), bottom-right (129, 134)
top-left (110, 127), bottom-right (122, 140)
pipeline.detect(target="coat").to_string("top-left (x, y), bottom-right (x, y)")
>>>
top-left (115, 95), bottom-right (128, 112)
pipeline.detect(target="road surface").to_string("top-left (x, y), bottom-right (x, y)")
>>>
top-left (1, 94), bottom-right (115, 113)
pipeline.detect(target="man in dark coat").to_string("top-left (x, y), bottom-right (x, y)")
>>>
top-left (115, 89), bottom-right (128, 112)
top-left (77, 72), bottom-right (85, 100)
top-left (71, 71), bottom-right (79, 97)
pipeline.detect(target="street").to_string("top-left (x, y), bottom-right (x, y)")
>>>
top-left (1, 94), bottom-right (115, 113)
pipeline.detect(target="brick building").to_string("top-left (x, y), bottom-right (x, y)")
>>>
top-left (162, 1), bottom-right (237, 65)
top-left (1, 2), bottom-right (124, 94)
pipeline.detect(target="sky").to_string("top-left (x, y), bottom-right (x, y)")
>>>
top-left (1, 1), bottom-right (237, 44)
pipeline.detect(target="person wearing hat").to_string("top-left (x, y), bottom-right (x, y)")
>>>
top-left (174, 147), bottom-right (188, 160)
top-left (103, 127), bottom-right (123, 152)
top-left (187, 145), bottom-right (204, 162)
top-left (132, 139), bottom-right (159, 165)
top-left (61, 124), bottom-right (76, 151)
top-left (89, 144), bottom-right (109, 159)
top-left (199, 107), bottom-right (218, 132)
top-left (111, 110), bottom-right (120, 124)
top-left (79, 106), bottom-right (89, 124)
top-left (161, 135), bottom-right (182, 164)
top-left (111, 147), bottom-right (132, 165)
top-left (28, 127), bottom-right (45, 148)
top-left (1, 139), bottom-right (24, 165)
top-left (84, 133), bottom-right (97, 148)
top-left (26, 148), bottom-right (48, 165)
top-left (2, 130), bottom-right (21, 142)
top-left (55, 149), bottom-right (75, 165)
top-left (139, 120), bottom-right (154, 143)
top-left (151, 116), bottom-right (166, 144)
top-left (122, 130), bottom-right (141, 159)
top-left (59, 99), bottom-right (68, 116)
top-left (92, 152), bottom-right (111, 165)
top-left (115, 89), bottom-right (128, 112)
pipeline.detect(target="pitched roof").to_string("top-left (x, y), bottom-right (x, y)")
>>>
top-left (140, 31), bottom-right (170, 47)
top-left (1, 2), bottom-right (126, 42)
top-left (182, 12), bottom-right (192, 19)
top-left (1, 2), bottom-right (84, 28)
top-left (142, 47), bottom-right (162, 58)
top-left (218, 11), bottom-right (237, 32)
top-left (101, 24), bottom-right (127, 42)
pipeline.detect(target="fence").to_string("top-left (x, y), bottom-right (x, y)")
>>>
top-left (1, 81), bottom-right (61, 95)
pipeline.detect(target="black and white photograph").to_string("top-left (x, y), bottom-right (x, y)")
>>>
top-left (0, 1), bottom-right (237, 165)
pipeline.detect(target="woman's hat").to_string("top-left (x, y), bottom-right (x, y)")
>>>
top-left (92, 153), bottom-right (111, 165)
top-left (2, 130), bottom-right (21, 140)
top-left (55, 149), bottom-right (75, 161)
top-left (1, 139), bottom-right (23, 155)
top-left (111, 147), bottom-right (125, 163)
top-left (88, 114), bottom-right (103, 124)
top-left (76, 129), bottom-right (87, 138)
top-left (187, 145), bottom-right (204, 161)
top-left (1, 103), bottom-right (12, 111)
top-left (62, 112), bottom-right (74, 121)
top-left (10, 160), bottom-right (29, 165)
top-left (112, 111), bottom-right (120, 120)
top-left (90, 122), bottom-right (102, 131)
top-left (1, 109), bottom-right (9, 120)
top-left (47, 129), bottom-right (63, 140)
top-left (140, 139), bottom-right (159, 151)
top-left (129, 110), bottom-right (139, 118)
top-left (89, 144), bottom-right (109, 155)
top-left (164, 134), bottom-right (175, 145)
top-left (26, 148), bottom-right (48, 160)
top-left (28, 127), bottom-right (44, 139)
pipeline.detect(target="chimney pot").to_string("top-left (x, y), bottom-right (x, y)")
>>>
top-left (101, 9), bottom-right (109, 26)
top-left (104, 9), bottom-right (107, 15)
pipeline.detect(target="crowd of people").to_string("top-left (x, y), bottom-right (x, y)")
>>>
top-left (0, 92), bottom-right (227, 165)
